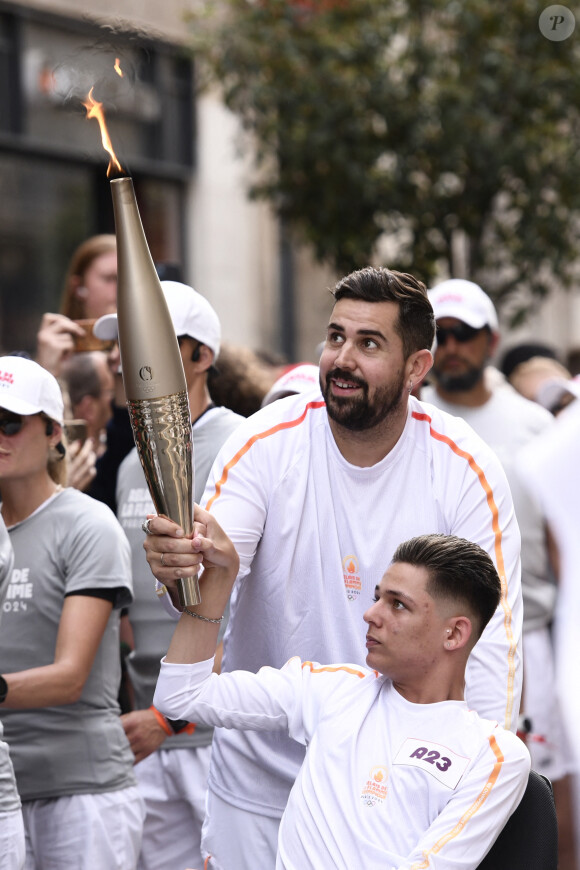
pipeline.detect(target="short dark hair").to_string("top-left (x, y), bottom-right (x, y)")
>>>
top-left (500, 342), bottom-right (559, 380)
top-left (332, 267), bottom-right (435, 358)
top-left (61, 352), bottom-right (103, 407)
top-left (391, 534), bottom-right (501, 639)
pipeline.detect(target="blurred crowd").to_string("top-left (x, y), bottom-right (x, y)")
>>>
top-left (0, 237), bottom-right (578, 870)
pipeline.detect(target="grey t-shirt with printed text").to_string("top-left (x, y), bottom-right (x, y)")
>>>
top-left (0, 488), bottom-right (135, 801)
top-left (117, 405), bottom-right (243, 749)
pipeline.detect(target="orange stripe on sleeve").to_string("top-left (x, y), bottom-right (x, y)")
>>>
top-left (409, 735), bottom-right (505, 869)
top-left (205, 400), bottom-right (326, 512)
top-left (412, 411), bottom-right (517, 730)
top-left (301, 661), bottom-right (374, 679)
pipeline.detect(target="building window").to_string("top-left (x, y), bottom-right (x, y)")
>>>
top-left (0, 154), bottom-right (93, 352)
top-left (0, 7), bottom-right (194, 356)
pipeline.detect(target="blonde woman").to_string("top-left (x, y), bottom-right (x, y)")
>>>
top-left (0, 356), bottom-right (144, 870)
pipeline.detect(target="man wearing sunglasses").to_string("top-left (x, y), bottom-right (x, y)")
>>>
top-left (426, 279), bottom-right (499, 401)
top-left (422, 279), bottom-right (574, 866)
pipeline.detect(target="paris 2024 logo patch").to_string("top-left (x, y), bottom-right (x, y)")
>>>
top-left (342, 554), bottom-right (362, 601)
top-left (360, 765), bottom-right (389, 807)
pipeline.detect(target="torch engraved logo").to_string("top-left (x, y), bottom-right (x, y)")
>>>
top-left (342, 554), bottom-right (362, 601)
top-left (139, 366), bottom-right (153, 381)
top-left (361, 764), bottom-right (389, 807)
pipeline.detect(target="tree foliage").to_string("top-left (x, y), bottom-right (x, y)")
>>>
top-left (187, 0), bottom-right (580, 315)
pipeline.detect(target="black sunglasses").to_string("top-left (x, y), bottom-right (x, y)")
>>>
top-left (436, 323), bottom-right (486, 346)
top-left (0, 411), bottom-right (24, 436)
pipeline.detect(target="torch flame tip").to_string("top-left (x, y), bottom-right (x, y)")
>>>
top-left (83, 87), bottom-right (124, 177)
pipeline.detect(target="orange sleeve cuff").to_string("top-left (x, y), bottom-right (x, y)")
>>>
top-left (149, 705), bottom-right (173, 737)
top-left (149, 705), bottom-right (196, 736)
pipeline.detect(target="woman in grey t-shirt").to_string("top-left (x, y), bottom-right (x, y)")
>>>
top-left (0, 356), bottom-right (144, 870)
top-left (0, 514), bottom-right (24, 870)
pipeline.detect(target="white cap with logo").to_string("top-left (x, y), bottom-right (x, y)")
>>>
top-left (0, 356), bottom-right (64, 423)
top-left (428, 279), bottom-right (499, 332)
top-left (261, 363), bottom-right (320, 407)
top-left (94, 281), bottom-right (221, 359)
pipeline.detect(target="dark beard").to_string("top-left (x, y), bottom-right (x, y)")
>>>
top-left (432, 364), bottom-right (484, 393)
top-left (321, 367), bottom-right (406, 431)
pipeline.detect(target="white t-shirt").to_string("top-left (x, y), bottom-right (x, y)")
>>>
top-left (517, 401), bottom-right (580, 778)
top-left (194, 389), bottom-right (522, 817)
top-left (421, 384), bottom-right (556, 630)
top-left (155, 657), bottom-right (530, 870)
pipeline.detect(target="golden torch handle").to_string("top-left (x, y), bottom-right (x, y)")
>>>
top-left (128, 393), bottom-right (201, 609)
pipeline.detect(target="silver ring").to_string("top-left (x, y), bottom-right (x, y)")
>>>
top-left (142, 518), bottom-right (154, 535)
top-left (160, 553), bottom-right (166, 567)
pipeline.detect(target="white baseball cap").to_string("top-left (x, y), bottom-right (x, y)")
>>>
top-left (0, 356), bottom-right (64, 423)
top-left (94, 281), bottom-right (221, 359)
top-left (536, 375), bottom-right (580, 412)
top-left (428, 279), bottom-right (499, 332)
top-left (261, 363), bottom-right (320, 407)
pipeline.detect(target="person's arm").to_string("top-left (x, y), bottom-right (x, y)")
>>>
top-left (396, 730), bottom-right (531, 870)
top-left (155, 653), bottom-right (357, 746)
top-left (121, 707), bottom-right (171, 763)
top-left (0, 594), bottom-right (113, 708)
top-left (121, 650), bottom-right (225, 763)
top-left (122, 638), bottom-right (226, 763)
top-left (545, 521), bottom-right (560, 582)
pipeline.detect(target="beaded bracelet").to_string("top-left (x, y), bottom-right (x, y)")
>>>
top-left (183, 607), bottom-right (224, 625)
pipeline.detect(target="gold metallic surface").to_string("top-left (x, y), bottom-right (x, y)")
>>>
top-left (111, 177), bottom-right (185, 400)
top-left (112, 176), bottom-right (199, 606)
top-left (128, 393), bottom-right (201, 607)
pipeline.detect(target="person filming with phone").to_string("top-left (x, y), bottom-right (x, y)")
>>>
top-left (35, 234), bottom-right (118, 379)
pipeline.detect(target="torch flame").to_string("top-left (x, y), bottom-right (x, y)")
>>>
top-left (114, 58), bottom-right (124, 78)
top-left (83, 87), bottom-right (123, 177)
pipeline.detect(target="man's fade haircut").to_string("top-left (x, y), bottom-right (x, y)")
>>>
top-left (332, 267), bottom-right (435, 359)
top-left (391, 534), bottom-right (501, 639)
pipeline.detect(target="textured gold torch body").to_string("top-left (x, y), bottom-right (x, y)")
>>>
top-left (111, 176), bottom-right (200, 607)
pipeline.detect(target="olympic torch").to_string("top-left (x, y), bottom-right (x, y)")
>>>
top-left (111, 176), bottom-right (200, 608)
top-left (82, 79), bottom-right (199, 606)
